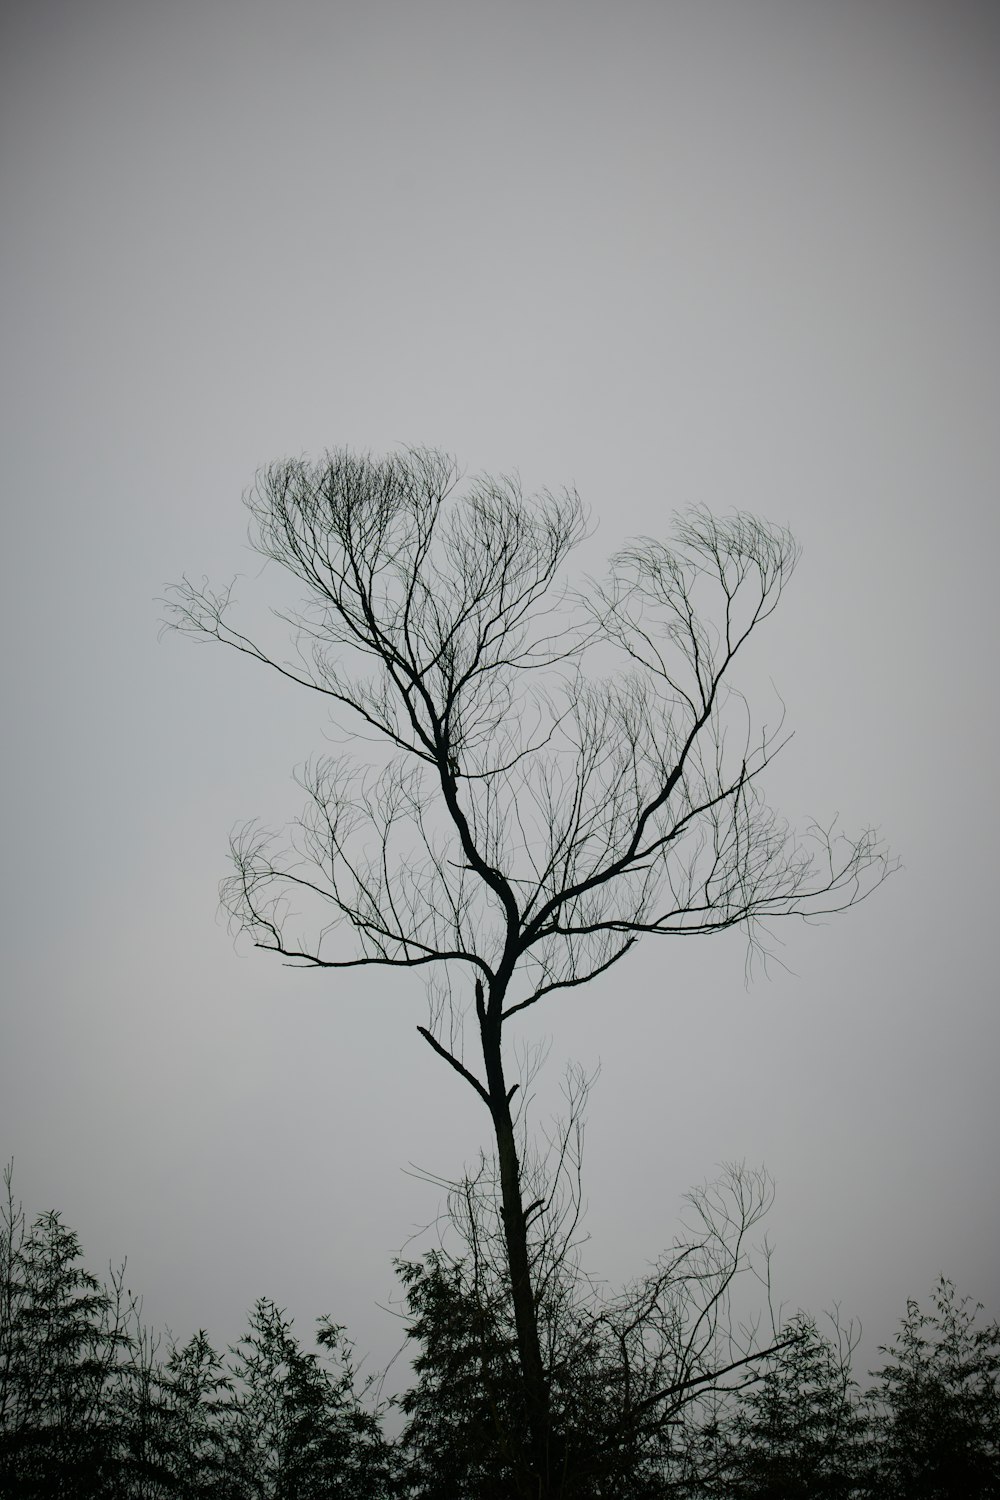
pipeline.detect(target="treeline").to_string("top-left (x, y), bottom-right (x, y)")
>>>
top-left (2, 1167), bottom-right (997, 1499)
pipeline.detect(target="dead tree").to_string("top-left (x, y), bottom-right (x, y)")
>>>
top-left (166, 446), bottom-right (891, 1498)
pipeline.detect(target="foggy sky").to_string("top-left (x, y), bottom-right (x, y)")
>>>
top-left (2, 0), bottom-right (998, 1394)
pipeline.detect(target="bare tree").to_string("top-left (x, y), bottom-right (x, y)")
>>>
top-left (166, 446), bottom-right (891, 1498)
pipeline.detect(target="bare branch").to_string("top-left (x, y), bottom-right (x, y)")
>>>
top-left (416, 1027), bottom-right (492, 1110)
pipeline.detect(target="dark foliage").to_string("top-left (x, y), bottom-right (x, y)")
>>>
top-left (700, 1311), bottom-right (869, 1499)
top-left (0, 1165), bottom-right (391, 1499)
top-left (393, 1251), bottom-right (526, 1499)
top-left (867, 1276), bottom-right (1000, 1500)
top-left (3, 1164), bottom-right (998, 1499)
top-left (0, 1164), bottom-right (134, 1498)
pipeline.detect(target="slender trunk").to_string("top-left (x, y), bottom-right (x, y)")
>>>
top-left (479, 1011), bottom-right (563, 1499)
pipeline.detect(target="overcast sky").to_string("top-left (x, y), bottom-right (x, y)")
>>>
top-left (2, 0), bottom-right (998, 1397)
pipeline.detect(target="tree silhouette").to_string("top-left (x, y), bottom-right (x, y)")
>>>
top-left (9, 1165), bottom-right (998, 1498)
top-left (166, 447), bottom-right (892, 1497)
top-left (145, 1329), bottom-right (232, 1499)
top-left (0, 1160), bottom-right (392, 1499)
top-left (222, 1299), bottom-right (390, 1499)
top-left (395, 1155), bottom-right (800, 1497)
top-left (0, 1165), bottom-right (134, 1498)
top-left (704, 1310), bottom-right (869, 1499)
top-left (868, 1277), bottom-right (1000, 1500)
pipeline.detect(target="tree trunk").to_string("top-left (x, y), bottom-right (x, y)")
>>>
top-left (480, 1012), bottom-right (563, 1499)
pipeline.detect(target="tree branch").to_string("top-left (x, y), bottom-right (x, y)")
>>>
top-left (416, 1026), bottom-right (492, 1110)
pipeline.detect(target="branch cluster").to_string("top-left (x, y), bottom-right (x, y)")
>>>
top-left (164, 447), bottom-right (893, 1071)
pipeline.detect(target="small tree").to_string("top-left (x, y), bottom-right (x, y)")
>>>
top-left (703, 1310), bottom-right (869, 1499)
top-left (868, 1277), bottom-right (1000, 1500)
top-left (0, 1193), bottom-right (131, 1498)
top-left (167, 447), bottom-right (892, 1497)
top-left (134, 1329), bottom-right (233, 1499)
top-left (0, 1164), bottom-right (26, 1478)
top-left (394, 1250), bottom-right (524, 1499)
top-left (222, 1299), bottom-right (390, 1500)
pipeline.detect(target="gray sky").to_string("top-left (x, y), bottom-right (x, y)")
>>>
top-left (2, 0), bottom-right (998, 1394)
